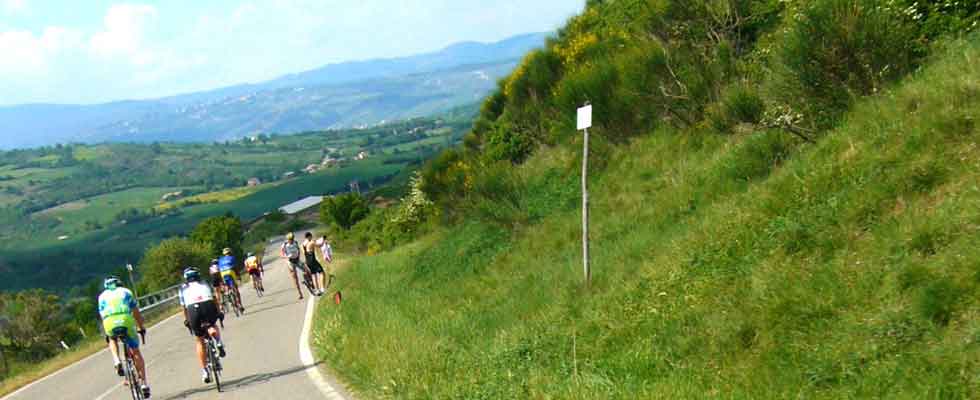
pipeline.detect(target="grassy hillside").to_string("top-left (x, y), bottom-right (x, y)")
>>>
top-left (315, 37), bottom-right (978, 399)
top-left (311, 1), bottom-right (979, 398)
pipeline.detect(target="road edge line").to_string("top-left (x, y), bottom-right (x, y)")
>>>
top-left (0, 311), bottom-right (182, 400)
top-left (299, 296), bottom-right (352, 400)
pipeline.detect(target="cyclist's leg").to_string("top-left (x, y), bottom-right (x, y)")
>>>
top-left (121, 318), bottom-right (148, 385)
top-left (102, 316), bottom-right (124, 373)
top-left (195, 336), bottom-right (207, 368)
top-left (230, 275), bottom-right (243, 309)
top-left (212, 276), bottom-right (224, 312)
top-left (289, 261), bottom-right (303, 299)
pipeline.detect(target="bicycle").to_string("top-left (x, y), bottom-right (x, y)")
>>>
top-left (111, 327), bottom-right (147, 400)
top-left (221, 284), bottom-right (243, 318)
top-left (250, 271), bottom-right (264, 298)
top-left (300, 263), bottom-right (317, 297)
top-left (202, 325), bottom-right (224, 392)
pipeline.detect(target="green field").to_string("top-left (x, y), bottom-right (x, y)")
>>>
top-left (0, 109), bottom-right (475, 291)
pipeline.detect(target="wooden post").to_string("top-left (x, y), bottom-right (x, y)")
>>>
top-left (581, 127), bottom-right (590, 287)
top-left (577, 103), bottom-right (593, 287)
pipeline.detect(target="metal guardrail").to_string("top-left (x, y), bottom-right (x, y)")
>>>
top-left (137, 283), bottom-right (182, 313)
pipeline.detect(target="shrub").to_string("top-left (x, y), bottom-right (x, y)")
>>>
top-left (320, 193), bottom-right (370, 230)
top-left (779, 0), bottom-right (922, 121)
top-left (710, 85), bottom-right (767, 132)
top-left (483, 119), bottom-right (537, 164)
top-left (464, 163), bottom-right (528, 228)
top-left (190, 215), bottom-right (245, 261)
top-left (139, 238), bottom-right (212, 291)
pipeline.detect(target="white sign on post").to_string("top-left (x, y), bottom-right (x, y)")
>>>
top-left (577, 105), bottom-right (592, 130)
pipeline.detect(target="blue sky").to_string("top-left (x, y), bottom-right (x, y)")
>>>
top-left (0, 0), bottom-right (583, 105)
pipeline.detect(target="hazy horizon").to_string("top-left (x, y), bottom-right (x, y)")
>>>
top-left (0, 0), bottom-right (584, 106)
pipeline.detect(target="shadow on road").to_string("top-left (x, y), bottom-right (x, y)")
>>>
top-left (160, 362), bottom-right (323, 399)
top-left (245, 301), bottom-right (301, 316)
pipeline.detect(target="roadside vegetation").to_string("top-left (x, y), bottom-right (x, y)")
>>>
top-left (312, 1), bottom-right (979, 398)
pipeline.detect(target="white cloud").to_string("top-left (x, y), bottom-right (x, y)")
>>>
top-left (2, 0), bottom-right (27, 14)
top-left (0, 27), bottom-right (81, 75)
top-left (88, 4), bottom-right (157, 65)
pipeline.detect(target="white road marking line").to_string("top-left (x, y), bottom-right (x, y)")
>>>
top-left (1, 312), bottom-right (182, 400)
top-left (299, 296), bottom-right (350, 400)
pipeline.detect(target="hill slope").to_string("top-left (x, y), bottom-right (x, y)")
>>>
top-left (310, 1), bottom-right (980, 398)
top-left (316, 37), bottom-right (979, 399)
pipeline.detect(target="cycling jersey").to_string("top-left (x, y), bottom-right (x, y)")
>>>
top-left (99, 287), bottom-right (137, 319)
top-left (245, 256), bottom-right (260, 272)
top-left (218, 255), bottom-right (235, 272)
top-left (98, 288), bottom-right (139, 348)
top-left (179, 282), bottom-right (214, 306)
top-left (209, 263), bottom-right (220, 275)
top-left (282, 241), bottom-right (300, 260)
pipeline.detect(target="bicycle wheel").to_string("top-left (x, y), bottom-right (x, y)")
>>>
top-left (124, 352), bottom-right (143, 399)
top-left (303, 272), bottom-right (317, 296)
top-left (209, 339), bottom-right (222, 392)
top-left (231, 286), bottom-right (242, 317)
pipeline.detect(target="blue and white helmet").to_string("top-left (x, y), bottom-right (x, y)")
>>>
top-left (183, 267), bottom-right (201, 282)
top-left (104, 276), bottom-right (122, 290)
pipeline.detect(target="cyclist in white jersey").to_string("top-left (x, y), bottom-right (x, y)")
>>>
top-left (281, 232), bottom-right (307, 300)
top-left (179, 267), bottom-right (226, 383)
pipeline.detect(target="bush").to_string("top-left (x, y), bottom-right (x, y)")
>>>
top-left (320, 193), bottom-right (370, 230)
top-left (779, 0), bottom-right (922, 122)
top-left (190, 215), bottom-right (244, 261)
top-left (139, 238), bottom-right (212, 291)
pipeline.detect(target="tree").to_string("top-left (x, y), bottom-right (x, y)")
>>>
top-left (191, 215), bottom-right (245, 261)
top-left (139, 238), bottom-right (212, 291)
top-left (320, 193), bottom-right (370, 230)
top-left (0, 290), bottom-right (66, 361)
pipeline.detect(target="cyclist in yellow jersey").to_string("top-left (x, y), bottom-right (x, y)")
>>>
top-left (244, 252), bottom-right (264, 294)
top-left (98, 276), bottom-right (151, 398)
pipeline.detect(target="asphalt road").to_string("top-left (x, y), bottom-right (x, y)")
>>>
top-left (3, 240), bottom-right (348, 400)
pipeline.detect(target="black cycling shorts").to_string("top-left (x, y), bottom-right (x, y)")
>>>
top-left (307, 257), bottom-right (324, 274)
top-left (210, 274), bottom-right (223, 288)
top-left (287, 258), bottom-right (303, 272)
top-left (187, 300), bottom-right (220, 337)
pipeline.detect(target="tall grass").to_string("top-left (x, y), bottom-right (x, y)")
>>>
top-left (313, 37), bottom-right (980, 399)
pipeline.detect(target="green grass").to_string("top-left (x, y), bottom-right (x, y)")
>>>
top-left (312, 38), bottom-right (980, 398)
top-left (35, 187), bottom-right (187, 236)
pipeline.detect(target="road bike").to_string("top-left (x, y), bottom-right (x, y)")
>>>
top-left (202, 325), bottom-right (224, 392)
top-left (221, 284), bottom-right (243, 318)
top-left (300, 263), bottom-right (318, 296)
top-left (250, 270), bottom-right (265, 298)
top-left (111, 327), bottom-right (148, 400)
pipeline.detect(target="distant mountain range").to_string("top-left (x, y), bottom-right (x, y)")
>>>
top-left (0, 33), bottom-right (547, 149)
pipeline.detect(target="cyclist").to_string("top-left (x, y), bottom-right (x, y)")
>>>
top-left (244, 252), bottom-right (264, 293)
top-left (303, 232), bottom-right (325, 296)
top-left (179, 267), bottom-right (226, 384)
top-left (319, 235), bottom-right (335, 284)
top-left (208, 259), bottom-right (224, 312)
top-left (98, 276), bottom-right (151, 398)
top-left (218, 248), bottom-right (244, 313)
top-left (281, 232), bottom-right (306, 300)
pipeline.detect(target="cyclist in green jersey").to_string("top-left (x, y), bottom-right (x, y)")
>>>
top-left (98, 276), bottom-right (151, 398)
